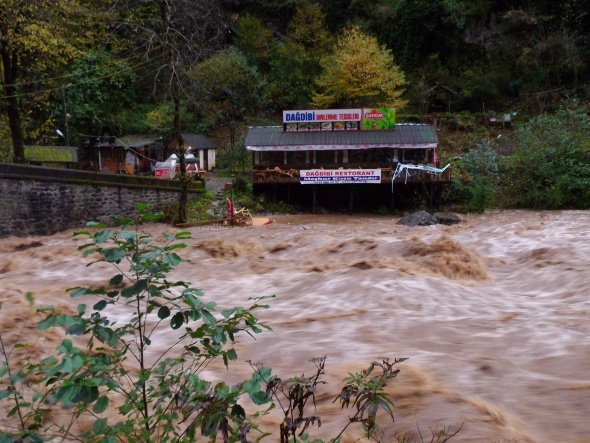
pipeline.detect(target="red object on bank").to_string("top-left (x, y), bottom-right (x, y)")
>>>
top-left (226, 198), bottom-right (237, 215)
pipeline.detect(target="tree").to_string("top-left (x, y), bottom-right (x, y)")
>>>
top-left (108, 0), bottom-right (229, 223)
top-left (189, 48), bottom-right (267, 172)
top-left (267, 3), bottom-right (332, 111)
top-left (189, 48), bottom-right (267, 124)
top-left (0, 0), bottom-right (96, 162)
top-left (372, 0), bottom-right (466, 71)
top-left (232, 14), bottom-right (275, 71)
top-left (56, 48), bottom-right (141, 156)
top-left (311, 26), bottom-right (407, 109)
top-left (447, 139), bottom-right (504, 213)
top-left (502, 99), bottom-right (590, 209)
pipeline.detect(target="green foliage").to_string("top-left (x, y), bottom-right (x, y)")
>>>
top-left (1, 204), bottom-right (274, 442)
top-left (214, 133), bottom-right (251, 174)
top-left (225, 176), bottom-right (298, 215)
top-left (502, 99), bottom-right (590, 209)
top-left (55, 48), bottom-right (139, 149)
top-left (189, 48), bottom-right (268, 127)
top-left (370, 0), bottom-right (466, 71)
top-left (185, 189), bottom-right (218, 223)
top-left (447, 139), bottom-right (504, 213)
top-left (232, 14), bottom-right (275, 69)
top-left (267, 4), bottom-right (332, 111)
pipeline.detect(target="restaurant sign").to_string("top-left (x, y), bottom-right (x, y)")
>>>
top-left (300, 169), bottom-right (381, 184)
top-left (283, 108), bottom-right (395, 132)
top-left (283, 109), bottom-right (361, 132)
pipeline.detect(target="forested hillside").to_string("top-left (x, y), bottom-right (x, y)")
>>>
top-left (1, 0), bottom-right (589, 210)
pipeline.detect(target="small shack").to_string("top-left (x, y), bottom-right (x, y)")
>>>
top-left (95, 136), bottom-right (163, 174)
top-left (167, 133), bottom-right (217, 171)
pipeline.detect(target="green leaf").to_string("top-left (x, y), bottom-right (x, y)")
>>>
top-left (225, 349), bottom-right (238, 361)
top-left (142, 212), bottom-right (162, 221)
top-left (68, 323), bottom-right (86, 336)
top-left (138, 369), bottom-right (151, 383)
top-left (184, 293), bottom-right (201, 308)
top-left (253, 367), bottom-right (272, 383)
top-left (94, 395), bottom-right (109, 414)
top-left (56, 314), bottom-right (83, 329)
top-left (118, 230), bottom-right (137, 240)
top-left (36, 315), bottom-right (56, 330)
top-left (93, 300), bottom-right (108, 311)
top-left (136, 203), bottom-right (148, 212)
top-left (162, 252), bottom-right (182, 266)
top-left (94, 230), bottom-right (113, 243)
top-left (221, 309), bottom-right (235, 318)
top-left (170, 312), bottom-right (184, 329)
top-left (93, 417), bottom-right (108, 434)
top-left (86, 222), bottom-right (105, 229)
top-left (109, 274), bottom-right (124, 286)
top-left (157, 306), bottom-right (171, 319)
top-left (0, 390), bottom-right (11, 400)
top-left (249, 391), bottom-right (271, 405)
top-left (77, 304), bottom-right (86, 315)
top-left (71, 355), bottom-right (85, 371)
top-left (121, 279), bottom-right (148, 298)
top-left (243, 379), bottom-right (260, 394)
top-left (202, 310), bottom-right (217, 325)
top-left (69, 286), bottom-right (90, 297)
top-left (103, 248), bottom-right (126, 262)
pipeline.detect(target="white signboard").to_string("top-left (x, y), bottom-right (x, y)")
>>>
top-left (300, 169), bottom-right (381, 184)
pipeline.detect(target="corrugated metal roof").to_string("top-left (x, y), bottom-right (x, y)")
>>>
top-left (24, 146), bottom-right (78, 163)
top-left (245, 124), bottom-right (438, 151)
top-left (182, 133), bottom-right (217, 150)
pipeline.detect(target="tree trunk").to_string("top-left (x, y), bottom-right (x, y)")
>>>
top-left (172, 75), bottom-right (188, 223)
top-left (1, 40), bottom-right (25, 163)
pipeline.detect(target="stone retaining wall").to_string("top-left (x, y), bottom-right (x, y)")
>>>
top-left (0, 163), bottom-right (202, 238)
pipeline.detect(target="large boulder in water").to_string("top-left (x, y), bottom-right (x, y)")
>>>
top-left (397, 210), bottom-right (435, 226)
top-left (398, 210), bottom-right (462, 226)
top-left (433, 212), bottom-right (461, 225)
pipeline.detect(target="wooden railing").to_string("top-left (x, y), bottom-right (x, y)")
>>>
top-left (252, 163), bottom-right (451, 184)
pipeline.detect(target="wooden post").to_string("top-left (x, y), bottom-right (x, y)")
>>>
top-left (390, 187), bottom-right (395, 212)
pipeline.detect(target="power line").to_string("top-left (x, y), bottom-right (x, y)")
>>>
top-left (0, 45), bottom-right (165, 90)
top-left (0, 52), bottom-right (168, 101)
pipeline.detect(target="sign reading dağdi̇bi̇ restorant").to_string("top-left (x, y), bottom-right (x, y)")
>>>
top-left (300, 169), bottom-right (382, 184)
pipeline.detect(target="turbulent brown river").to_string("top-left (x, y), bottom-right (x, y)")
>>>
top-left (1, 210), bottom-right (589, 442)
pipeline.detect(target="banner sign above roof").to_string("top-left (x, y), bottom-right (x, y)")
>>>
top-left (361, 108), bottom-right (396, 130)
top-left (283, 108), bottom-right (395, 132)
top-left (283, 109), bottom-right (361, 132)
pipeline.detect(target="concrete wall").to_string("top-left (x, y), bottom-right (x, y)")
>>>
top-left (0, 163), bottom-right (202, 238)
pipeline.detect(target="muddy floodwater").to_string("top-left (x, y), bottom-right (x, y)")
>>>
top-left (1, 210), bottom-right (589, 442)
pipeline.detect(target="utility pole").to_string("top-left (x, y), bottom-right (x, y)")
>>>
top-left (60, 82), bottom-right (70, 146)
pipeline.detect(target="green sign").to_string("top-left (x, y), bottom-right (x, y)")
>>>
top-left (361, 108), bottom-right (396, 130)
